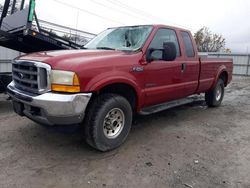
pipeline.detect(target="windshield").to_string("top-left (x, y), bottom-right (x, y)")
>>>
top-left (84, 26), bottom-right (153, 51)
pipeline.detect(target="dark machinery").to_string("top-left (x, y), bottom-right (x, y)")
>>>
top-left (0, 0), bottom-right (95, 92)
top-left (0, 0), bottom-right (95, 53)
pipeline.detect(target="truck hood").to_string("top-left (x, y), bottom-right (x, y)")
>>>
top-left (17, 49), bottom-right (132, 70)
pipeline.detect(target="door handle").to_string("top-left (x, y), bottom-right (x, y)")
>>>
top-left (181, 63), bottom-right (186, 73)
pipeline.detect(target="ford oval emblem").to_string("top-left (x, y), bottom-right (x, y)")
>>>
top-left (18, 72), bottom-right (24, 79)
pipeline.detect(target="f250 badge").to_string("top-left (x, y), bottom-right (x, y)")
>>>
top-left (132, 66), bottom-right (144, 72)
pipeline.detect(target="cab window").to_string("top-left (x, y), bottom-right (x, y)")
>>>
top-left (181, 31), bottom-right (195, 57)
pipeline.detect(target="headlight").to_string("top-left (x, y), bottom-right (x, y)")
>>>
top-left (51, 70), bottom-right (80, 93)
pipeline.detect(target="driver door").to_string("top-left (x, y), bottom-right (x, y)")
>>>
top-left (144, 28), bottom-right (185, 106)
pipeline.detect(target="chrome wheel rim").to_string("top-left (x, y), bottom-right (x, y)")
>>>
top-left (216, 85), bottom-right (222, 101)
top-left (103, 108), bottom-right (125, 139)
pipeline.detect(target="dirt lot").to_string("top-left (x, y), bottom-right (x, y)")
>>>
top-left (0, 76), bottom-right (250, 188)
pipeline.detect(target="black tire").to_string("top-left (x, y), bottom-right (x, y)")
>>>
top-left (205, 78), bottom-right (224, 107)
top-left (84, 93), bottom-right (132, 151)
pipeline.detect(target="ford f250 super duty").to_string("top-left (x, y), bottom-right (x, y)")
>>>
top-left (7, 25), bottom-right (233, 151)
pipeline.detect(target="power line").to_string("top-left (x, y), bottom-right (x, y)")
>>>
top-left (53, 0), bottom-right (194, 31)
top-left (104, 0), bottom-right (194, 30)
top-left (105, 0), bottom-right (159, 21)
top-left (104, 0), bottom-right (167, 23)
top-left (88, 0), bottom-right (153, 23)
top-left (52, 0), bottom-right (125, 25)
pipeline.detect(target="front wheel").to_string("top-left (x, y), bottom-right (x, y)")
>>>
top-left (205, 78), bottom-right (224, 107)
top-left (84, 94), bottom-right (132, 151)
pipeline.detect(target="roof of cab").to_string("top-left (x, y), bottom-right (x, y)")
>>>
top-left (108, 24), bottom-right (189, 32)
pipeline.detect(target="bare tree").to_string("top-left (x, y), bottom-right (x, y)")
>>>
top-left (194, 27), bottom-right (225, 52)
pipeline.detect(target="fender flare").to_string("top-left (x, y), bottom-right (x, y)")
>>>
top-left (212, 65), bottom-right (228, 88)
top-left (87, 76), bottom-right (144, 111)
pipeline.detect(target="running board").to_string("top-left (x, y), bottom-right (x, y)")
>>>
top-left (139, 95), bottom-right (204, 115)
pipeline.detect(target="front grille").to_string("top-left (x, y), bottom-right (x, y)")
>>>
top-left (12, 61), bottom-right (51, 94)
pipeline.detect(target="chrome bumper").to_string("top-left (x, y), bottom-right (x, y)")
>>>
top-left (7, 81), bottom-right (92, 126)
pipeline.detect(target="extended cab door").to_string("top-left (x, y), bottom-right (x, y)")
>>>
top-left (179, 31), bottom-right (200, 96)
top-left (144, 28), bottom-right (186, 106)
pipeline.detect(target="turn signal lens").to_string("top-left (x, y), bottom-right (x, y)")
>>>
top-left (73, 73), bottom-right (80, 86)
top-left (51, 84), bottom-right (80, 93)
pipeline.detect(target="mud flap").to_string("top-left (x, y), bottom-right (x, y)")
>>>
top-left (13, 101), bottom-right (24, 116)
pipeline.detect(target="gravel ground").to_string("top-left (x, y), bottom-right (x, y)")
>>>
top-left (0, 76), bottom-right (250, 188)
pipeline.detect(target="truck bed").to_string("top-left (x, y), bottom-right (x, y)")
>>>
top-left (197, 56), bottom-right (233, 93)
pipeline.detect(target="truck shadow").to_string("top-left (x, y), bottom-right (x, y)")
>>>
top-left (16, 99), bottom-right (207, 156)
top-left (1, 95), bottom-right (208, 163)
top-left (0, 94), bottom-right (13, 114)
top-left (132, 100), bottom-right (207, 128)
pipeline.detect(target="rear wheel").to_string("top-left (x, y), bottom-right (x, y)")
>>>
top-left (84, 94), bottom-right (132, 151)
top-left (205, 78), bottom-right (224, 107)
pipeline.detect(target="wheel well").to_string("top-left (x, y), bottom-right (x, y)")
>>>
top-left (97, 83), bottom-right (138, 111)
top-left (219, 71), bottom-right (228, 86)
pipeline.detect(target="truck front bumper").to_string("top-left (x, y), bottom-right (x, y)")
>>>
top-left (7, 81), bottom-right (92, 126)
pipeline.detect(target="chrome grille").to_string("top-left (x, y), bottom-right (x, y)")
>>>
top-left (12, 60), bottom-right (51, 94)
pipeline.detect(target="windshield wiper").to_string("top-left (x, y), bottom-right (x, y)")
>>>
top-left (96, 47), bottom-right (116, 50)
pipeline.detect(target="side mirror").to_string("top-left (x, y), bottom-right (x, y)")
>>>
top-left (146, 42), bottom-right (177, 63)
top-left (162, 42), bottom-right (177, 61)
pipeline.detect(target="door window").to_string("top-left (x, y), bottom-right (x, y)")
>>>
top-left (149, 28), bottom-right (180, 60)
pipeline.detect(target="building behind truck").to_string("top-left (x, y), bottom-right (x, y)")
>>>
top-left (0, 47), bottom-right (19, 93)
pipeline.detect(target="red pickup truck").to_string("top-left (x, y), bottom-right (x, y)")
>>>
top-left (7, 25), bottom-right (233, 151)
